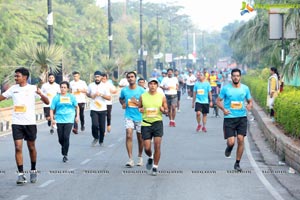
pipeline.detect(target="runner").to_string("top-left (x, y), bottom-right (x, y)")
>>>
top-left (70, 71), bottom-right (88, 133)
top-left (174, 69), bottom-right (182, 113)
top-left (50, 81), bottom-right (79, 162)
top-left (216, 68), bottom-right (252, 172)
top-left (0, 67), bottom-right (49, 185)
top-left (87, 71), bottom-right (111, 147)
top-left (102, 73), bottom-right (117, 135)
top-left (139, 78), bottom-right (168, 176)
top-left (119, 71), bottom-right (145, 167)
top-left (161, 68), bottom-right (178, 127)
top-left (186, 70), bottom-right (196, 99)
top-left (40, 73), bottom-right (60, 134)
top-left (192, 72), bottom-right (213, 132)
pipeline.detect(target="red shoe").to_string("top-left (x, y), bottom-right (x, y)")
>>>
top-left (169, 121), bottom-right (172, 127)
top-left (196, 124), bottom-right (202, 132)
top-left (202, 127), bottom-right (207, 132)
top-left (172, 121), bottom-right (176, 127)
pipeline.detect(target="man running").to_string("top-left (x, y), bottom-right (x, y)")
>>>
top-left (101, 73), bottom-right (117, 134)
top-left (119, 71), bottom-right (145, 167)
top-left (192, 72), bottom-right (213, 132)
top-left (139, 78), bottom-right (168, 176)
top-left (216, 68), bottom-right (252, 172)
top-left (41, 73), bottom-right (60, 134)
top-left (0, 67), bottom-right (49, 185)
top-left (161, 68), bottom-right (178, 127)
top-left (70, 71), bottom-right (88, 133)
top-left (87, 71), bottom-right (111, 147)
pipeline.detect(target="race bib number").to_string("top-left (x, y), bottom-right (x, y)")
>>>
top-left (14, 105), bottom-right (27, 113)
top-left (47, 93), bottom-right (53, 97)
top-left (94, 100), bottom-right (102, 109)
top-left (128, 99), bottom-right (138, 108)
top-left (169, 86), bottom-right (176, 91)
top-left (146, 108), bottom-right (158, 118)
top-left (74, 91), bottom-right (81, 95)
top-left (60, 97), bottom-right (71, 104)
top-left (197, 89), bottom-right (204, 95)
top-left (231, 101), bottom-right (243, 110)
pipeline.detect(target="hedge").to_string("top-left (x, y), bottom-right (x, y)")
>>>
top-left (243, 76), bottom-right (300, 138)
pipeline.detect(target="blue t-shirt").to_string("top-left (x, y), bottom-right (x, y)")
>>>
top-left (119, 86), bottom-right (145, 121)
top-left (193, 81), bottom-right (211, 104)
top-left (50, 93), bottom-right (78, 123)
top-left (217, 74), bottom-right (223, 85)
top-left (218, 84), bottom-right (251, 118)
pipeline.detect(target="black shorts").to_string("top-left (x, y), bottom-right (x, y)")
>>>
top-left (12, 125), bottom-right (37, 141)
top-left (43, 107), bottom-right (50, 118)
top-left (187, 85), bottom-right (194, 92)
top-left (141, 121), bottom-right (163, 140)
top-left (177, 91), bottom-right (181, 101)
top-left (194, 102), bottom-right (210, 114)
top-left (223, 117), bottom-right (247, 139)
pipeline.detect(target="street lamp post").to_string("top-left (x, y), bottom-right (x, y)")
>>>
top-left (47, 0), bottom-right (53, 46)
top-left (108, 0), bottom-right (113, 59)
top-left (138, 0), bottom-right (146, 79)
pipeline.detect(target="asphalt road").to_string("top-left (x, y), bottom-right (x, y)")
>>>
top-left (0, 92), bottom-right (299, 200)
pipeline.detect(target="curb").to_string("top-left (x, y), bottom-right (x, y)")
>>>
top-left (252, 100), bottom-right (300, 172)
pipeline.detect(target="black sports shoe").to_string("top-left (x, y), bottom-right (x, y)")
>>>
top-left (152, 167), bottom-right (158, 176)
top-left (225, 146), bottom-right (232, 158)
top-left (63, 156), bottom-right (68, 163)
top-left (234, 163), bottom-right (242, 172)
top-left (81, 126), bottom-right (85, 131)
top-left (146, 158), bottom-right (153, 170)
top-left (50, 128), bottom-right (54, 134)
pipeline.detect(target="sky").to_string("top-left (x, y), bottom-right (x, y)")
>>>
top-left (97, 0), bottom-right (256, 32)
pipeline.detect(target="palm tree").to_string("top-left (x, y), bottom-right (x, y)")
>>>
top-left (14, 42), bottom-right (63, 83)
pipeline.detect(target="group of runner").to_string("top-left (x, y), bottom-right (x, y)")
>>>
top-left (0, 66), bottom-right (252, 184)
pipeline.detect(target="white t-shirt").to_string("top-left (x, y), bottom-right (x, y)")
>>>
top-left (88, 82), bottom-right (110, 111)
top-left (102, 81), bottom-right (116, 105)
top-left (161, 77), bottom-right (178, 95)
top-left (119, 78), bottom-right (129, 87)
top-left (186, 74), bottom-right (196, 86)
top-left (41, 82), bottom-right (60, 107)
top-left (70, 80), bottom-right (88, 103)
top-left (2, 84), bottom-right (40, 125)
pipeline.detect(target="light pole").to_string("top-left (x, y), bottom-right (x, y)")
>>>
top-left (47, 0), bottom-right (53, 46)
top-left (138, 0), bottom-right (146, 79)
top-left (108, 0), bottom-right (113, 59)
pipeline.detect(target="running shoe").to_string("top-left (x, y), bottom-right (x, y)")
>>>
top-left (16, 173), bottom-right (27, 185)
top-left (100, 142), bottom-right (104, 147)
top-left (146, 158), bottom-right (153, 170)
top-left (30, 170), bottom-right (37, 183)
top-left (81, 126), bottom-right (85, 131)
top-left (202, 127), bottom-right (207, 132)
top-left (172, 121), bottom-right (176, 127)
top-left (152, 167), bottom-right (158, 176)
top-left (125, 159), bottom-right (134, 168)
top-left (177, 109), bottom-right (181, 113)
top-left (136, 157), bottom-right (143, 166)
top-left (91, 139), bottom-right (99, 147)
top-left (225, 146), bottom-right (232, 158)
top-left (196, 124), bottom-right (202, 132)
top-left (234, 163), bottom-right (242, 172)
top-left (50, 128), bottom-right (54, 134)
top-left (63, 156), bottom-right (68, 163)
top-left (169, 121), bottom-right (172, 127)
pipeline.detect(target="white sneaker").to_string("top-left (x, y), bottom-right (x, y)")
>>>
top-left (136, 157), bottom-right (143, 166)
top-left (125, 159), bottom-right (134, 167)
top-left (177, 109), bottom-right (181, 113)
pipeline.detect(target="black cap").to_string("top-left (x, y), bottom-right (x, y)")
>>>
top-left (94, 71), bottom-right (102, 76)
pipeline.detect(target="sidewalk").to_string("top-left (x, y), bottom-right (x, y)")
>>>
top-left (251, 100), bottom-right (300, 173)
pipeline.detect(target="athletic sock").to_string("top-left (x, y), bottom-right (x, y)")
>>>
top-left (235, 160), bottom-right (240, 164)
top-left (18, 165), bottom-right (24, 173)
top-left (31, 162), bottom-right (36, 170)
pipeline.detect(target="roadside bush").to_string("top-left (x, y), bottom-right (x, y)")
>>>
top-left (244, 75), bottom-right (300, 138)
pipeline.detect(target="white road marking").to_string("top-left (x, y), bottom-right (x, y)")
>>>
top-left (245, 137), bottom-right (285, 200)
top-left (15, 195), bottom-right (29, 200)
top-left (38, 180), bottom-right (55, 188)
top-left (95, 151), bottom-right (105, 156)
top-left (80, 159), bottom-right (91, 165)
